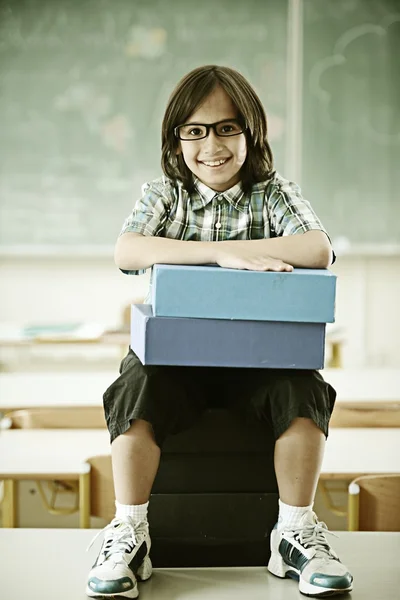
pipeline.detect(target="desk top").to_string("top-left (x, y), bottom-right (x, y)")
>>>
top-left (0, 428), bottom-right (399, 479)
top-left (0, 322), bottom-right (129, 346)
top-left (1, 368), bottom-right (400, 411)
top-left (0, 529), bottom-right (399, 600)
top-left (0, 371), bottom-right (116, 410)
top-left (324, 368), bottom-right (400, 401)
top-left (0, 429), bottom-right (109, 477)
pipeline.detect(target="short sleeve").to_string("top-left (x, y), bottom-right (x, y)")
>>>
top-left (267, 173), bottom-right (336, 264)
top-left (118, 178), bottom-right (173, 275)
top-left (120, 179), bottom-right (172, 237)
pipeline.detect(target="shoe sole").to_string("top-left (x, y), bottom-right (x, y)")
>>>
top-left (86, 585), bottom-right (138, 599)
top-left (86, 556), bottom-right (152, 598)
top-left (268, 553), bottom-right (353, 597)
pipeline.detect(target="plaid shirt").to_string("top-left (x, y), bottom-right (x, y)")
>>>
top-left (119, 171), bottom-right (331, 277)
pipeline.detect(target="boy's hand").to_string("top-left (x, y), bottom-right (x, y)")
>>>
top-left (215, 242), bottom-right (293, 272)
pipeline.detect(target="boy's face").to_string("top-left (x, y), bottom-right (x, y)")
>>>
top-left (176, 86), bottom-right (247, 192)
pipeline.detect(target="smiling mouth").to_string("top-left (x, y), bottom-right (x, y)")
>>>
top-left (200, 158), bottom-right (230, 168)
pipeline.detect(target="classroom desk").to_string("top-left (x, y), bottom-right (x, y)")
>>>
top-left (323, 368), bottom-right (400, 402)
top-left (0, 529), bottom-right (399, 600)
top-left (0, 429), bottom-right (109, 528)
top-left (0, 372), bottom-right (116, 412)
top-left (0, 329), bottom-right (130, 347)
top-left (0, 428), bottom-right (399, 527)
top-left (1, 368), bottom-right (400, 413)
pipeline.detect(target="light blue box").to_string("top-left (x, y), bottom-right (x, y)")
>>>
top-left (152, 264), bottom-right (336, 323)
top-left (131, 304), bottom-right (326, 369)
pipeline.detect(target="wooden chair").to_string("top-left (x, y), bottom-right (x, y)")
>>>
top-left (85, 455), bottom-right (115, 523)
top-left (84, 408), bottom-right (279, 567)
top-left (348, 474), bottom-right (400, 531)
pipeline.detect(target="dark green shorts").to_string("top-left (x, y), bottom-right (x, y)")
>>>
top-left (103, 348), bottom-right (336, 446)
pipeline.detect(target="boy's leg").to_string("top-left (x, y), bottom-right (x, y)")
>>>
top-left (111, 418), bottom-right (160, 505)
top-left (224, 367), bottom-right (353, 597)
top-left (87, 420), bottom-right (159, 599)
top-left (264, 371), bottom-right (353, 597)
top-left (274, 416), bottom-right (324, 506)
top-left (87, 349), bottom-right (209, 599)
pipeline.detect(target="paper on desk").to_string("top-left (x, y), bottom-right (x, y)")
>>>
top-left (0, 323), bottom-right (106, 342)
top-left (32, 323), bottom-right (106, 341)
top-left (0, 324), bottom-right (26, 341)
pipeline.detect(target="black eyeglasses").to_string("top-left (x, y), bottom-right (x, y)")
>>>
top-left (174, 119), bottom-right (246, 141)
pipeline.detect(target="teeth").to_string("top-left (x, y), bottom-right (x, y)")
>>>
top-left (202, 159), bottom-right (227, 167)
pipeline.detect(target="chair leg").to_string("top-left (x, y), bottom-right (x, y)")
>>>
top-left (2, 480), bottom-right (18, 527)
top-left (79, 468), bottom-right (91, 529)
top-left (35, 480), bottom-right (79, 516)
top-left (318, 480), bottom-right (348, 517)
top-left (329, 341), bottom-right (342, 368)
top-left (347, 482), bottom-right (360, 531)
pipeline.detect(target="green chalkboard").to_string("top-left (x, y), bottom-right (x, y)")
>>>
top-left (1, 0), bottom-right (398, 254)
top-left (302, 0), bottom-right (400, 249)
top-left (0, 0), bottom-right (287, 252)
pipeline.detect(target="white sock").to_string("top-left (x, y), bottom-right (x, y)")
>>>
top-left (115, 500), bottom-right (149, 522)
top-left (278, 499), bottom-right (313, 529)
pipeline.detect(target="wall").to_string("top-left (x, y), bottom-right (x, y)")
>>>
top-left (1, 254), bottom-right (400, 368)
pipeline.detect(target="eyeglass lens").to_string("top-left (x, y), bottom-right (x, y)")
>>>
top-left (176, 120), bottom-right (243, 140)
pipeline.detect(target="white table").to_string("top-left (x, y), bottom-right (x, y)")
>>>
top-left (324, 369), bottom-right (400, 427)
top-left (321, 428), bottom-right (400, 479)
top-left (0, 529), bottom-right (399, 600)
top-left (1, 428), bottom-right (399, 527)
top-left (1, 368), bottom-right (400, 412)
top-left (0, 429), bottom-right (110, 475)
top-left (0, 372), bottom-right (117, 411)
top-left (1, 428), bottom-right (399, 479)
top-left (323, 368), bottom-right (400, 402)
top-left (0, 324), bottom-right (129, 348)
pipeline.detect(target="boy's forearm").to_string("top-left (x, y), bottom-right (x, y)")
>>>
top-left (114, 233), bottom-right (216, 270)
top-left (223, 231), bottom-right (333, 268)
top-left (115, 230), bottom-right (332, 271)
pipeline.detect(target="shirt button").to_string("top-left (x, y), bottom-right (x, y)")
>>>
top-left (216, 195), bottom-right (222, 202)
top-left (215, 222), bottom-right (222, 229)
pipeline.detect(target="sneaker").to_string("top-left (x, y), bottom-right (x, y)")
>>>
top-left (86, 517), bottom-right (152, 599)
top-left (268, 511), bottom-right (353, 597)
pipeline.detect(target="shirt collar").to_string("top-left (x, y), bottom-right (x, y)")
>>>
top-left (191, 177), bottom-right (248, 213)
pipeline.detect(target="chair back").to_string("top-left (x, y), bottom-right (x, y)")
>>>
top-left (330, 401), bottom-right (400, 427)
top-left (4, 407), bottom-right (106, 429)
top-left (86, 455), bottom-right (115, 520)
top-left (348, 474), bottom-right (400, 531)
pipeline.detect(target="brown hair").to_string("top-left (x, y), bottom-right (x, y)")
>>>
top-left (161, 65), bottom-right (274, 194)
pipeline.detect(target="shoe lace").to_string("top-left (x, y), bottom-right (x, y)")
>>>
top-left (86, 517), bottom-right (146, 557)
top-left (292, 519), bottom-right (338, 559)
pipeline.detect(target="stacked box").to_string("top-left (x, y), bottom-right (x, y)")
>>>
top-left (131, 303), bottom-right (326, 368)
top-left (152, 264), bottom-right (336, 323)
top-left (130, 264), bottom-right (336, 369)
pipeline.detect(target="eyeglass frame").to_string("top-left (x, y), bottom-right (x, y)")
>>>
top-left (173, 118), bottom-right (246, 141)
